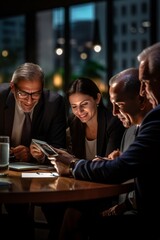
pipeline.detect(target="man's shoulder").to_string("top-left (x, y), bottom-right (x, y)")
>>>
top-left (155, 104), bottom-right (160, 111)
top-left (0, 83), bottom-right (11, 101)
top-left (142, 105), bottom-right (160, 126)
top-left (145, 104), bottom-right (160, 117)
top-left (0, 83), bottom-right (10, 93)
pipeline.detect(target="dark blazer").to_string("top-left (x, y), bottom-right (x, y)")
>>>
top-left (73, 105), bottom-right (160, 220)
top-left (0, 83), bottom-right (67, 149)
top-left (68, 105), bottom-right (125, 158)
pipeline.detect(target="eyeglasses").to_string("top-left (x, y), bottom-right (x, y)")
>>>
top-left (16, 88), bottom-right (42, 100)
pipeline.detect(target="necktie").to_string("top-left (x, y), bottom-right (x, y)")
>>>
top-left (21, 112), bottom-right (32, 147)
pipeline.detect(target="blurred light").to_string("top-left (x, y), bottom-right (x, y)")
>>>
top-left (55, 37), bottom-right (64, 55)
top-left (2, 50), bottom-right (9, 57)
top-left (142, 21), bottom-right (151, 28)
top-left (98, 81), bottom-right (108, 93)
top-left (55, 47), bottom-right (63, 55)
top-left (93, 19), bottom-right (102, 53)
top-left (53, 73), bottom-right (63, 88)
top-left (93, 44), bottom-right (101, 53)
top-left (58, 37), bottom-right (65, 44)
top-left (94, 79), bottom-right (108, 94)
top-left (80, 52), bottom-right (88, 60)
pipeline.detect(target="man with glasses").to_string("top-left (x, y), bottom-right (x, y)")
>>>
top-left (0, 62), bottom-right (67, 239)
top-left (0, 62), bottom-right (66, 162)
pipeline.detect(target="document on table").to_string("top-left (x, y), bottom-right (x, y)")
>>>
top-left (21, 172), bottom-right (59, 178)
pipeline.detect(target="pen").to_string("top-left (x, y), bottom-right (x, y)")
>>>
top-left (51, 172), bottom-right (59, 177)
top-left (36, 172), bottom-right (59, 177)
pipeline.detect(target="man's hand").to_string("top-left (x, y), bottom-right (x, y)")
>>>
top-left (92, 155), bottom-right (109, 161)
top-left (11, 145), bottom-right (31, 162)
top-left (50, 148), bottom-right (79, 176)
top-left (107, 149), bottom-right (121, 160)
top-left (30, 143), bottom-right (45, 162)
top-left (101, 202), bottom-right (127, 217)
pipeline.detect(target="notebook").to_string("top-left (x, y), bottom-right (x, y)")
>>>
top-left (9, 162), bottom-right (40, 171)
top-left (9, 162), bottom-right (55, 171)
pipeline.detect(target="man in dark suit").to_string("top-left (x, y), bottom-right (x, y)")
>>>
top-left (53, 42), bottom-right (160, 239)
top-left (102, 67), bottom-right (152, 216)
top-left (0, 62), bottom-right (67, 239)
top-left (0, 62), bottom-right (66, 162)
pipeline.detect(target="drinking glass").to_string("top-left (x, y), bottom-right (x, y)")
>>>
top-left (0, 136), bottom-right (10, 176)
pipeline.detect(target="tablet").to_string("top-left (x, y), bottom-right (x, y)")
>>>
top-left (32, 139), bottom-right (58, 159)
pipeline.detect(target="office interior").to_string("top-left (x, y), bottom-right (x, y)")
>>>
top-left (1, 0), bottom-right (160, 107)
top-left (1, 0), bottom-right (160, 238)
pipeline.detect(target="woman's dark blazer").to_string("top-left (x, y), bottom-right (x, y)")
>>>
top-left (0, 83), bottom-right (67, 149)
top-left (68, 105), bottom-right (125, 159)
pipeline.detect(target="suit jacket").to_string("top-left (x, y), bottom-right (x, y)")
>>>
top-left (0, 83), bottom-right (67, 149)
top-left (120, 125), bottom-right (137, 152)
top-left (68, 105), bottom-right (125, 158)
top-left (73, 105), bottom-right (160, 221)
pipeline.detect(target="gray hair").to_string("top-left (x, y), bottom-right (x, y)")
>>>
top-left (11, 62), bottom-right (45, 87)
top-left (137, 42), bottom-right (160, 79)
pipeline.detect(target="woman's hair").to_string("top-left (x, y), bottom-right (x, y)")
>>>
top-left (66, 77), bottom-right (104, 106)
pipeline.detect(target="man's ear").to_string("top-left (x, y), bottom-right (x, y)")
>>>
top-left (10, 81), bottom-right (15, 93)
top-left (139, 95), bottom-right (146, 110)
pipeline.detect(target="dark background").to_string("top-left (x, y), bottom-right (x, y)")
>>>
top-left (1, 0), bottom-right (96, 18)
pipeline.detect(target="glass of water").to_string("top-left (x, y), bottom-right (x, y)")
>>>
top-left (0, 136), bottom-right (10, 176)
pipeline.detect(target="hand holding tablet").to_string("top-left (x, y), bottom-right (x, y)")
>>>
top-left (31, 139), bottom-right (58, 160)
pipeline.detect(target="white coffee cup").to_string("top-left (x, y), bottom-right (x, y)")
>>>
top-left (0, 136), bottom-right (10, 176)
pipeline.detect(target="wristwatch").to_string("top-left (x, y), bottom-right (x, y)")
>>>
top-left (69, 159), bottom-right (79, 176)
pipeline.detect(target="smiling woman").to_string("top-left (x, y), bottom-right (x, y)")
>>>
top-left (66, 77), bottom-right (125, 160)
top-left (38, 76), bottom-right (126, 240)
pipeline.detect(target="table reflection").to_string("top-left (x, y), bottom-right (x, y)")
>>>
top-left (0, 171), bottom-right (134, 204)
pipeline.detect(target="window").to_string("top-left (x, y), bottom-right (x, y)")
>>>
top-left (0, 0), bottom-right (152, 105)
top-left (0, 16), bottom-right (25, 83)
